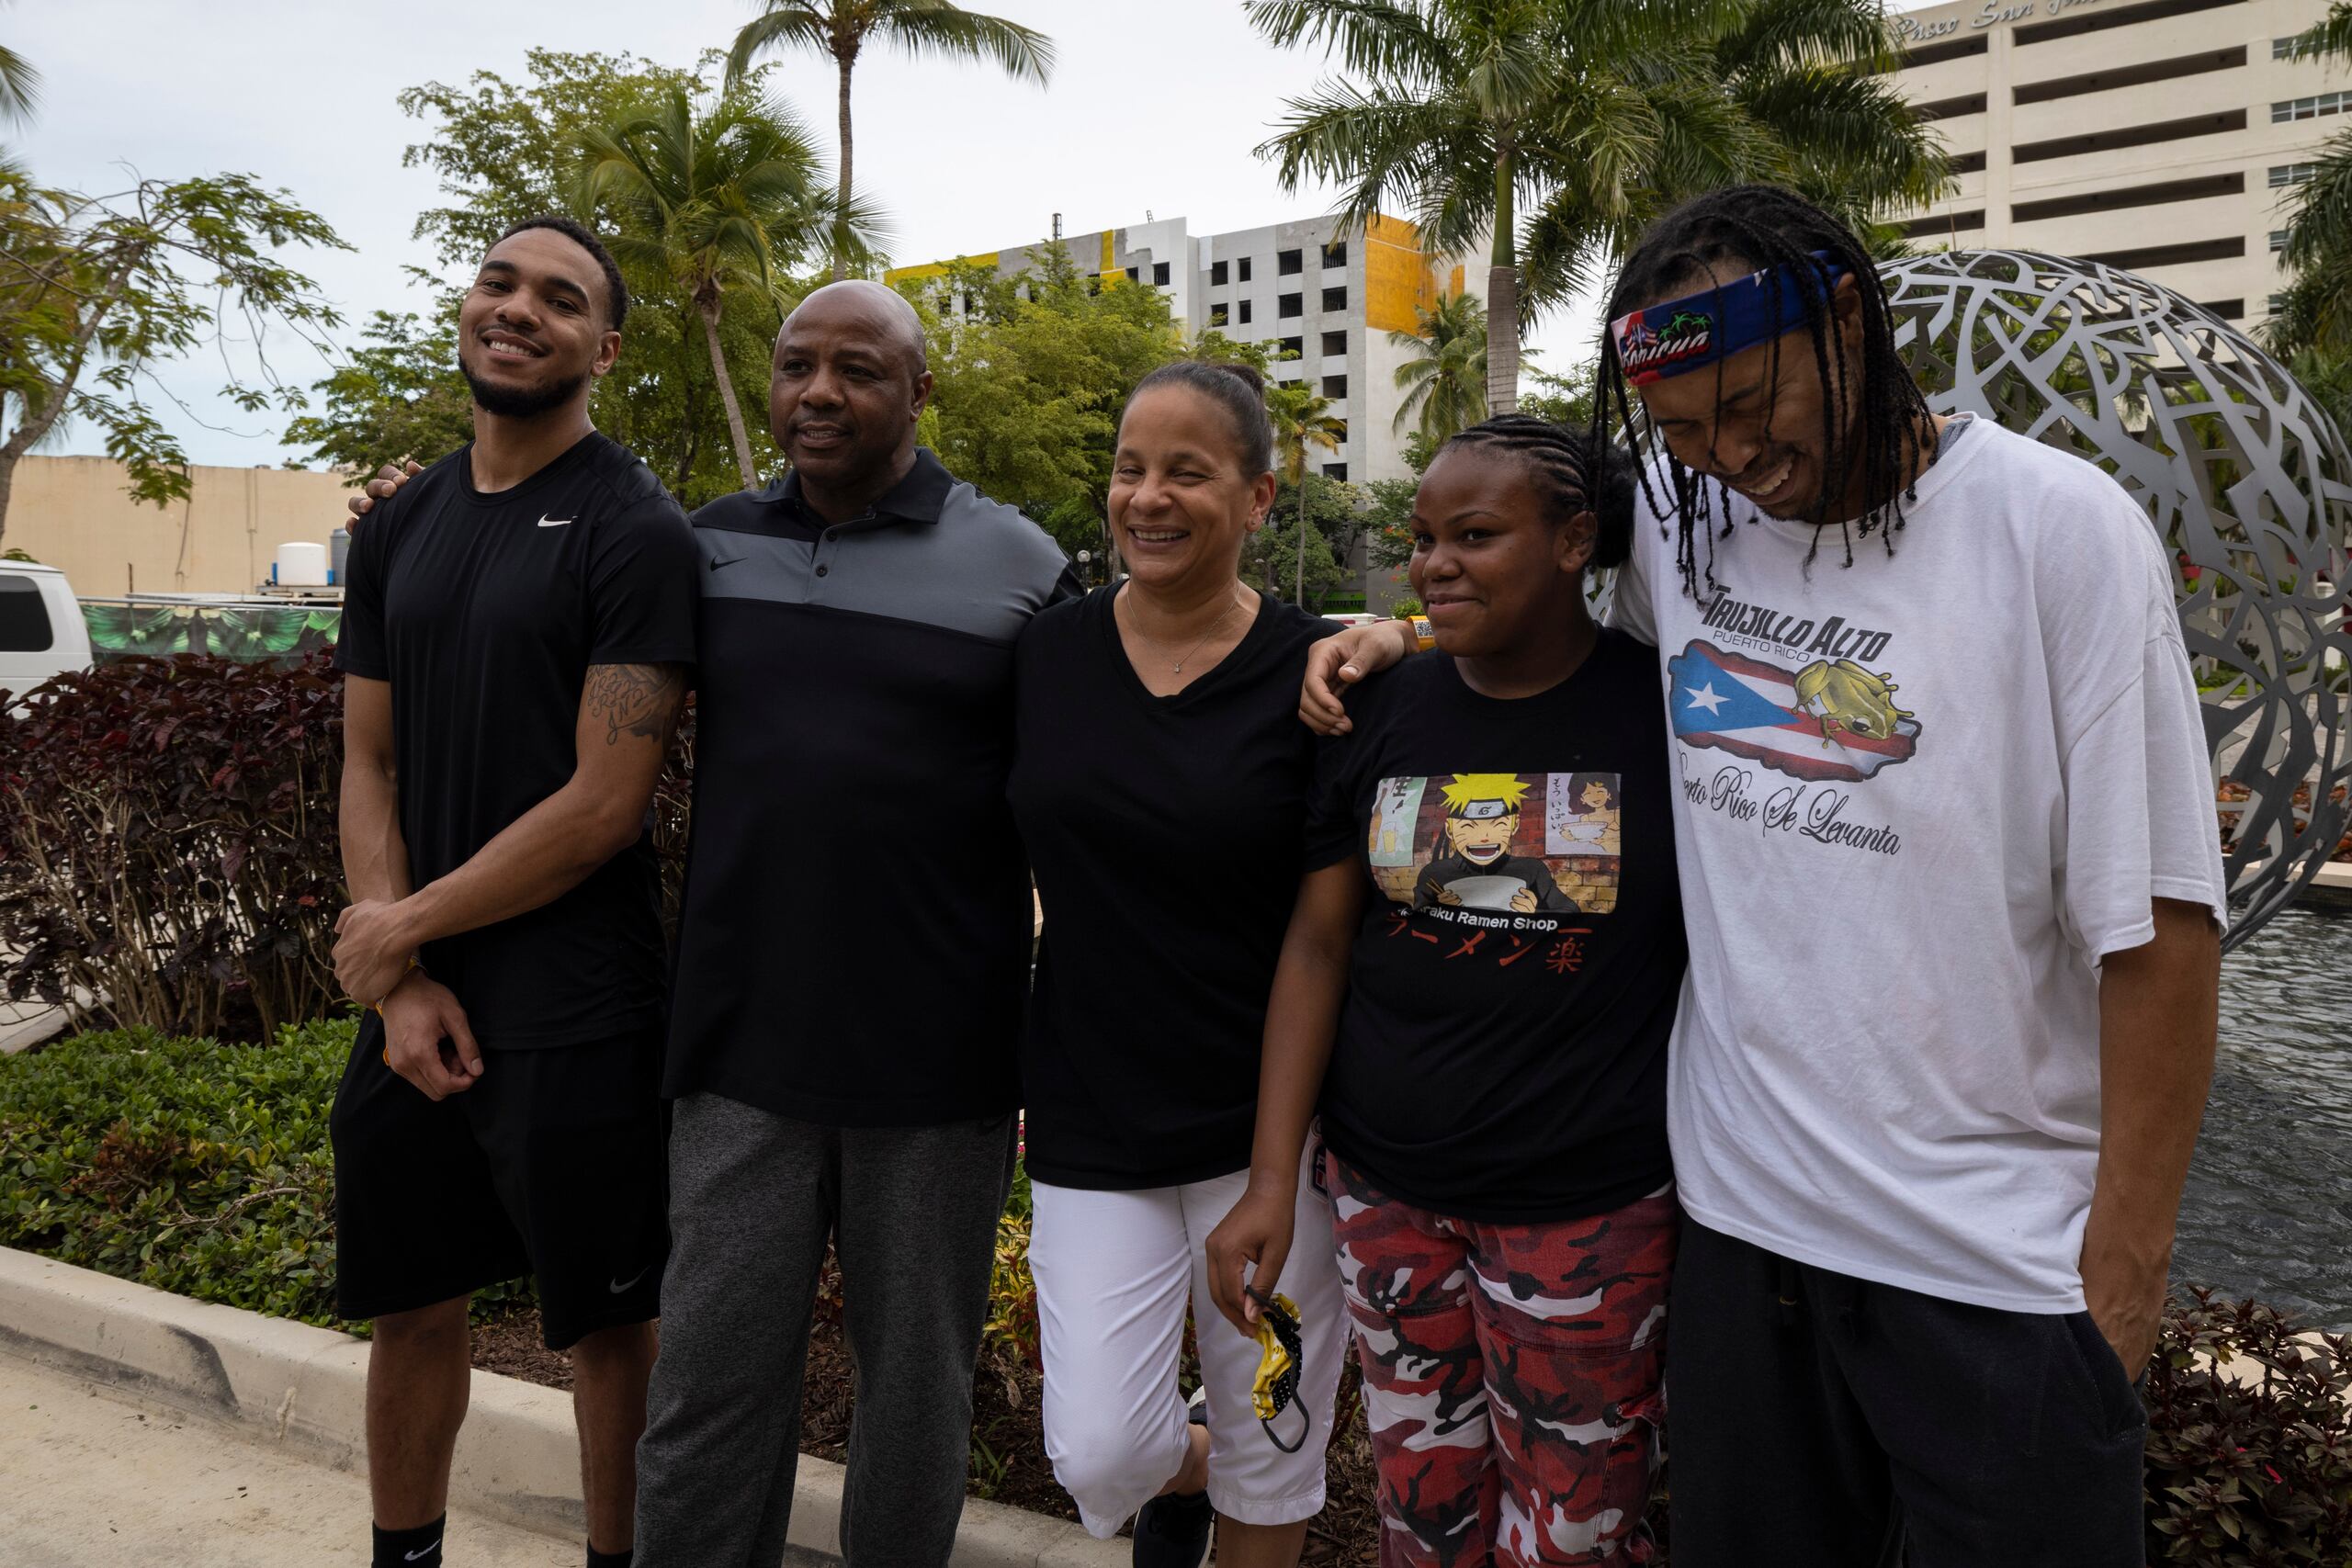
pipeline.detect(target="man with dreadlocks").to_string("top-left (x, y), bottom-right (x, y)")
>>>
top-left (1303, 185), bottom-right (2225, 1566)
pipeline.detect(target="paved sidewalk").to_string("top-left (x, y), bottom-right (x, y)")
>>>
top-left (0, 1354), bottom-right (576, 1566)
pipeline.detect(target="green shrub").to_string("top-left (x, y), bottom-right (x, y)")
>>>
top-left (0, 1020), bottom-right (352, 1324)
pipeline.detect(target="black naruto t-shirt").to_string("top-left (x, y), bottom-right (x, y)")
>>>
top-left (334, 433), bottom-right (697, 1048)
top-left (1304, 627), bottom-right (1684, 1221)
top-left (1011, 589), bottom-right (1338, 1190)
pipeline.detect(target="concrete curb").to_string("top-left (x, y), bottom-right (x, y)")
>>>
top-left (0, 1247), bottom-right (1126, 1568)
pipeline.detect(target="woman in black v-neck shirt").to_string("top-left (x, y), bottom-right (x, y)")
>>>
top-left (1009, 363), bottom-right (1346, 1568)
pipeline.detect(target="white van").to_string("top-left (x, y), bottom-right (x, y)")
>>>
top-left (0, 561), bottom-right (92, 698)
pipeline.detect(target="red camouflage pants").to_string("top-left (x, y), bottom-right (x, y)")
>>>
top-left (1327, 1152), bottom-right (1677, 1568)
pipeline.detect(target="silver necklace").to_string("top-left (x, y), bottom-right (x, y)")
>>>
top-left (1121, 590), bottom-right (1244, 674)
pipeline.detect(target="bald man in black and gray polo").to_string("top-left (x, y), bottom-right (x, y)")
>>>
top-left (635, 282), bottom-right (1077, 1568)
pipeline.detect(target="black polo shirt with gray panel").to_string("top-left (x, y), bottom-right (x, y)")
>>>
top-left (664, 448), bottom-right (1080, 1125)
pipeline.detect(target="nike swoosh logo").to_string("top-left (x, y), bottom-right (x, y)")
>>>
top-left (609, 1268), bottom-right (650, 1295)
top-left (708, 556), bottom-right (748, 570)
top-left (405, 1541), bottom-right (442, 1562)
top-left (537, 515), bottom-right (572, 527)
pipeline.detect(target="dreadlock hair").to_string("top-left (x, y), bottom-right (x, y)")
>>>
top-left (1592, 184), bottom-right (1934, 600)
top-left (1435, 413), bottom-right (1635, 570)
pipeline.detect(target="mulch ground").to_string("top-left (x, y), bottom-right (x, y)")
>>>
top-left (470, 1264), bottom-right (1384, 1566)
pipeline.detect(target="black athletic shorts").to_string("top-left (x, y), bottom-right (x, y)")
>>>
top-left (330, 1015), bottom-right (669, 1350)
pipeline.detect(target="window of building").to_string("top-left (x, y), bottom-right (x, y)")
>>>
top-left (1913, 93), bottom-right (1988, 122)
top-left (1323, 462), bottom-right (1349, 481)
top-left (1279, 292), bottom-right (1304, 319)
top-left (2009, 171), bottom-right (2241, 224)
top-left (1125, 265), bottom-right (1139, 283)
top-left (1321, 286), bottom-right (1348, 312)
top-left (2270, 163), bottom-right (2320, 186)
top-left (2012, 45), bottom-right (2245, 107)
top-left (1209, 303), bottom-right (1229, 328)
top-left (2271, 230), bottom-right (2292, 253)
top-left (1239, 299), bottom-right (1253, 324)
top-left (2273, 91), bottom-right (2352, 122)
top-left (1950, 150), bottom-right (1988, 175)
top-left (2200, 299), bottom-right (2245, 320)
top-left (1321, 330), bottom-right (1347, 356)
top-left (1323, 240), bottom-right (1348, 267)
top-left (2082, 236), bottom-right (2245, 271)
top-left (1280, 335), bottom-right (1305, 359)
top-left (1238, 257), bottom-right (1252, 282)
top-left (0, 577), bottom-right (53, 654)
top-left (1894, 35), bottom-right (1988, 72)
top-left (2276, 36), bottom-right (2305, 61)
top-left (1329, 419), bottom-right (1348, 444)
top-left (1153, 261), bottom-right (1171, 287)
top-left (1323, 374), bottom-right (1348, 399)
top-left (1894, 209), bottom-right (1985, 240)
top-left (2014, 0), bottom-right (2240, 49)
top-left (1211, 259), bottom-right (1228, 286)
top-left (1278, 248), bottom-right (1304, 275)
top-left (2270, 293), bottom-right (2292, 313)
top-left (2012, 108), bottom-right (2245, 164)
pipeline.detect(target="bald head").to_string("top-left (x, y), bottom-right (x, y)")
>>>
top-left (779, 280), bottom-right (927, 378)
top-left (770, 279), bottom-right (935, 517)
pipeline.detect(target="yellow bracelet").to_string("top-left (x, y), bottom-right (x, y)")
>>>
top-left (370, 956), bottom-right (422, 1016)
top-left (1409, 615), bottom-right (1435, 652)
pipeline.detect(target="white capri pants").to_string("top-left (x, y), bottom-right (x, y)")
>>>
top-left (1027, 1143), bottom-right (1347, 1539)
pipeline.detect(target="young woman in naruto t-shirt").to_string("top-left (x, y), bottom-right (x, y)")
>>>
top-left (1204, 418), bottom-right (1688, 1568)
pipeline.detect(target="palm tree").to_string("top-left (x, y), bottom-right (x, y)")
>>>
top-left (726, 0), bottom-right (1055, 281)
top-left (0, 0), bottom-right (40, 128)
top-left (1267, 379), bottom-right (1347, 601)
top-left (1249, 0), bottom-right (1945, 414)
top-left (1391, 288), bottom-right (1487, 446)
top-left (2270, 6), bottom-right (2352, 359)
top-left (575, 86), bottom-right (885, 491)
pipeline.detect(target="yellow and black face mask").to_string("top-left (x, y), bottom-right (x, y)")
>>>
top-left (1247, 1288), bottom-right (1310, 1454)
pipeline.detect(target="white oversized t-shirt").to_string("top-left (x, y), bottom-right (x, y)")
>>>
top-left (1610, 416), bottom-right (2226, 1313)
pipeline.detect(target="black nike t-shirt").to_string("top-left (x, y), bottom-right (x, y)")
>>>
top-left (1010, 589), bottom-right (1339, 1190)
top-left (1305, 627), bottom-right (1685, 1221)
top-left (334, 433), bottom-right (697, 1048)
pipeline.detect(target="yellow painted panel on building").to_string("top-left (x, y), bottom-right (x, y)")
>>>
top-left (1102, 231), bottom-right (1115, 274)
top-left (1449, 265), bottom-right (1465, 299)
top-left (1365, 212), bottom-right (1438, 334)
top-left (882, 251), bottom-right (1006, 287)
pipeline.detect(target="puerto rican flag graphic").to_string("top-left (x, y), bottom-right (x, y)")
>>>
top-left (1668, 639), bottom-right (1920, 783)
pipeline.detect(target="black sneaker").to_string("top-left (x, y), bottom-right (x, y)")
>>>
top-left (1133, 1392), bottom-right (1213, 1568)
top-left (1133, 1487), bottom-right (1213, 1568)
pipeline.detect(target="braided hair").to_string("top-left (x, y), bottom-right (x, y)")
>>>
top-left (1434, 413), bottom-right (1635, 570)
top-left (1593, 184), bottom-right (1933, 599)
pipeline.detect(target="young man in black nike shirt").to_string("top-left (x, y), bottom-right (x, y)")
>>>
top-left (332, 215), bottom-right (696, 1568)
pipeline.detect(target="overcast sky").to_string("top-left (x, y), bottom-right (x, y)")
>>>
top-left (7, 0), bottom-right (1623, 470)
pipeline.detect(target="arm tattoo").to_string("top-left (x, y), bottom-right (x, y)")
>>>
top-left (583, 663), bottom-right (686, 747)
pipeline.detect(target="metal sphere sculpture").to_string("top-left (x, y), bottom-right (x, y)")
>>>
top-left (1880, 250), bottom-right (2352, 949)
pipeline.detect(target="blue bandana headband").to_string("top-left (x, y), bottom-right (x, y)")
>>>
top-left (1610, 251), bottom-right (1847, 386)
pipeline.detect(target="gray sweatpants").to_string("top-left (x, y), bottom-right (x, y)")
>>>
top-left (634, 1092), bottom-right (1019, 1568)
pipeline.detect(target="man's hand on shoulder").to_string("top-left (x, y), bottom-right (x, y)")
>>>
top-left (346, 458), bottom-right (424, 528)
top-left (1301, 618), bottom-right (1418, 735)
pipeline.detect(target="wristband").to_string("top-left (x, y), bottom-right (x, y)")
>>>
top-left (372, 957), bottom-right (423, 1016)
top-left (1408, 615), bottom-right (1435, 652)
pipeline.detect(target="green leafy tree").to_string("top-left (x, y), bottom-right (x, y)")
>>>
top-left (577, 85), bottom-right (879, 490)
top-left (726, 0), bottom-right (1055, 280)
top-left (281, 303), bottom-right (474, 480)
top-left (916, 242), bottom-right (1187, 565)
top-left (2269, 6), bottom-right (2352, 366)
top-left (1244, 473), bottom-right (1362, 608)
top-left (1250, 0), bottom-right (1945, 414)
top-left (297, 52), bottom-right (808, 508)
top-left (0, 166), bottom-right (346, 547)
top-left (0, 0), bottom-right (39, 128)
top-left (1391, 288), bottom-right (1487, 446)
top-left (1267, 379), bottom-right (1348, 601)
top-left (1363, 474), bottom-right (1421, 570)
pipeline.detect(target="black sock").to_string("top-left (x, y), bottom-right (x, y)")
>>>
top-left (373, 1516), bottom-right (445, 1568)
top-left (585, 1548), bottom-right (634, 1568)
